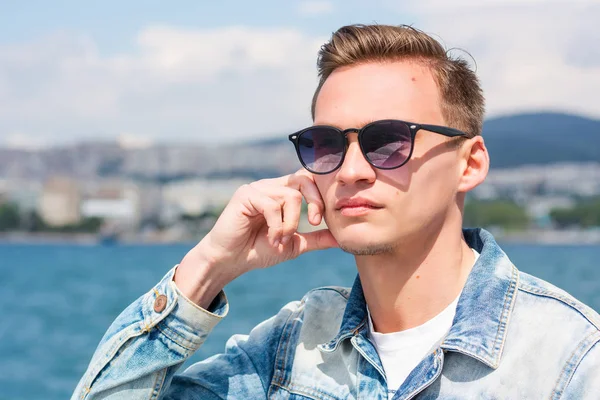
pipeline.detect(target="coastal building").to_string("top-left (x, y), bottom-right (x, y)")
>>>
top-left (525, 196), bottom-right (575, 228)
top-left (38, 177), bottom-right (81, 226)
top-left (81, 183), bottom-right (141, 228)
top-left (162, 178), bottom-right (249, 218)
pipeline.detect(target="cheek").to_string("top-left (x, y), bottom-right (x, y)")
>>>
top-left (382, 155), bottom-right (458, 207)
top-left (414, 158), bottom-right (459, 202)
top-left (375, 166), bottom-right (412, 192)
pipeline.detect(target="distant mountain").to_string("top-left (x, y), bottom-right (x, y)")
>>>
top-left (482, 113), bottom-right (600, 168)
top-left (0, 112), bottom-right (598, 183)
top-left (248, 112), bottom-right (600, 170)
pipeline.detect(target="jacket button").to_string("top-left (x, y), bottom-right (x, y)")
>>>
top-left (154, 294), bottom-right (167, 312)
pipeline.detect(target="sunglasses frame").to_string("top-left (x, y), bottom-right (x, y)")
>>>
top-left (288, 119), bottom-right (468, 175)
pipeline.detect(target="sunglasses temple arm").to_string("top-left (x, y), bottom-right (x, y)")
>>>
top-left (420, 124), bottom-right (468, 137)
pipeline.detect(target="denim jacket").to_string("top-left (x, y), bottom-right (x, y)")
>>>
top-left (72, 228), bottom-right (600, 399)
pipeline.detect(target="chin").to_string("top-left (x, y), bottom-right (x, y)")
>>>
top-left (331, 224), bottom-right (398, 256)
top-left (338, 241), bottom-right (397, 256)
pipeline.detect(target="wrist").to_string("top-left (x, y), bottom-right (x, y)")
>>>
top-left (175, 240), bottom-right (234, 310)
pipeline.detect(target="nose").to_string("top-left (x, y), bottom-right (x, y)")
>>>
top-left (336, 133), bottom-right (377, 185)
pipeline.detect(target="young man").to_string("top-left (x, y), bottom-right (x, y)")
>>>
top-left (73, 25), bottom-right (600, 399)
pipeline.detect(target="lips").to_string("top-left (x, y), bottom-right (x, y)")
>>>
top-left (335, 197), bottom-right (383, 211)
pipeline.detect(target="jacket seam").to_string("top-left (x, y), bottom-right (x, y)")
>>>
top-left (440, 344), bottom-right (498, 368)
top-left (156, 325), bottom-right (197, 352)
top-left (352, 317), bottom-right (367, 335)
top-left (84, 323), bottom-right (145, 395)
top-left (277, 306), bottom-right (303, 386)
top-left (518, 284), bottom-right (600, 330)
top-left (155, 321), bottom-right (201, 351)
top-left (269, 302), bottom-right (302, 394)
top-left (148, 368), bottom-right (166, 400)
top-left (442, 266), bottom-right (520, 370)
top-left (552, 331), bottom-right (600, 399)
top-left (403, 349), bottom-right (445, 400)
top-left (303, 286), bottom-right (350, 301)
top-left (352, 333), bottom-right (386, 380)
top-left (490, 264), bottom-right (519, 368)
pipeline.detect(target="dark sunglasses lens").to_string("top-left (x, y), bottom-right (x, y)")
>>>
top-left (362, 121), bottom-right (412, 168)
top-left (297, 128), bottom-right (344, 173)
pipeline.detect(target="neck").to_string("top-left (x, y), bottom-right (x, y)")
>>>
top-left (357, 219), bottom-right (474, 334)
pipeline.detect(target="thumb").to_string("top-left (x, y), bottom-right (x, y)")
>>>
top-left (293, 229), bottom-right (339, 255)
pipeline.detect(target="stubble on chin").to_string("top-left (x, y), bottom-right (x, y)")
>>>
top-left (327, 214), bottom-right (399, 256)
top-left (338, 242), bottom-right (397, 256)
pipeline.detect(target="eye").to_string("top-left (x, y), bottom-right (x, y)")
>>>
top-left (298, 136), bottom-right (314, 148)
top-left (315, 136), bottom-right (339, 148)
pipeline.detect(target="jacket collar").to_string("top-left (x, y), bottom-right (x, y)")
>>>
top-left (318, 274), bottom-right (368, 353)
top-left (318, 228), bottom-right (519, 369)
top-left (441, 228), bottom-right (519, 368)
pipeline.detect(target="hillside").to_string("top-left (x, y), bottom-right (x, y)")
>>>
top-left (482, 112), bottom-right (600, 168)
top-left (248, 112), bottom-right (600, 171)
top-left (0, 112), bottom-right (598, 183)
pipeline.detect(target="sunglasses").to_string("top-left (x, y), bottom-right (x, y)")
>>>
top-left (288, 119), bottom-right (468, 175)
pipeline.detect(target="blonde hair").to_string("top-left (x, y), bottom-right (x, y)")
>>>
top-left (311, 24), bottom-right (485, 138)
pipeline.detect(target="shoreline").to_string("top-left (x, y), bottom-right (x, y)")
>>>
top-left (1, 228), bottom-right (600, 246)
top-left (494, 229), bottom-right (600, 245)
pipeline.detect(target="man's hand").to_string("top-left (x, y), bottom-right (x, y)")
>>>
top-left (174, 170), bottom-right (338, 308)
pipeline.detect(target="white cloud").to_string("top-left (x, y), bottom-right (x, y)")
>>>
top-left (117, 133), bottom-right (154, 149)
top-left (404, 0), bottom-right (599, 11)
top-left (296, 1), bottom-right (334, 16)
top-left (4, 132), bottom-right (48, 150)
top-left (392, 0), bottom-right (600, 118)
top-left (0, 27), bottom-right (325, 144)
top-left (1, 3), bottom-right (599, 146)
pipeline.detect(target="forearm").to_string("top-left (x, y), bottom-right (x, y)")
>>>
top-left (175, 236), bottom-right (240, 310)
top-left (71, 265), bottom-right (228, 400)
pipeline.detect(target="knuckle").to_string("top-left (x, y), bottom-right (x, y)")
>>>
top-left (249, 181), bottom-right (260, 190)
top-left (237, 184), bottom-right (252, 195)
top-left (268, 202), bottom-right (282, 214)
top-left (284, 222), bottom-right (298, 235)
top-left (307, 198), bottom-right (323, 210)
top-left (251, 178), bottom-right (274, 188)
top-left (287, 190), bottom-right (302, 203)
top-left (251, 178), bottom-right (284, 195)
top-left (294, 168), bottom-right (310, 178)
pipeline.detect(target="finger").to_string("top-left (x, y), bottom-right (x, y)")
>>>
top-left (285, 172), bottom-right (325, 225)
top-left (307, 203), bottom-right (322, 226)
top-left (250, 173), bottom-right (324, 225)
top-left (247, 185), bottom-right (302, 242)
top-left (246, 191), bottom-right (283, 246)
top-left (280, 190), bottom-right (302, 244)
top-left (292, 229), bottom-right (338, 255)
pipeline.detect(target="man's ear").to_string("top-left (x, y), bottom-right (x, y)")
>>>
top-left (457, 136), bottom-right (489, 193)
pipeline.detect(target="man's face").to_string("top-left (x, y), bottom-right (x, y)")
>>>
top-left (312, 61), bottom-right (465, 255)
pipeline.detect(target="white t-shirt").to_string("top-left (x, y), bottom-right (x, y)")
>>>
top-left (367, 248), bottom-right (480, 399)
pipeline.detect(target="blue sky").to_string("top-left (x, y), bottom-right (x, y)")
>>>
top-left (0, 1), bottom-right (416, 52)
top-left (0, 0), bottom-right (598, 147)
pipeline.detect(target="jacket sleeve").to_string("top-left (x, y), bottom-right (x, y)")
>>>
top-left (559, 333), bottom-right (600, 399)
top-left (71, 265), bottom-right (300, 400)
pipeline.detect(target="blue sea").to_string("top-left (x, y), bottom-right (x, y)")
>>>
top-left (1, 241), bottom-right (599, 400)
